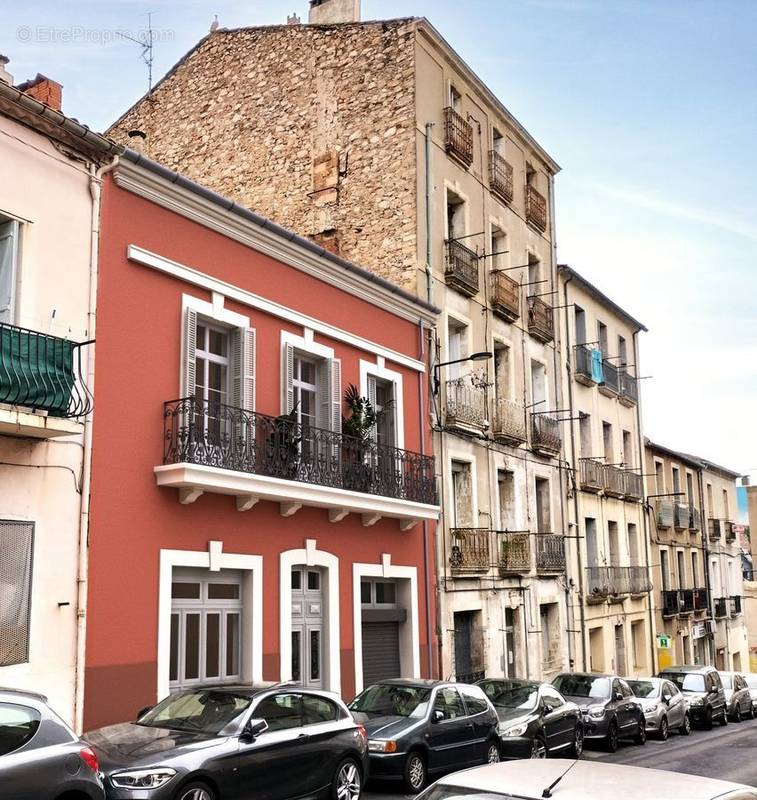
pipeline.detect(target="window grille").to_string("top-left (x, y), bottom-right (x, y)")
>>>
top-left (0, 521), bottom-right (34, 667)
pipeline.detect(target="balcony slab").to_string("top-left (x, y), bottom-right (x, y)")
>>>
top-left (0, 406), bottom-right (83, 439)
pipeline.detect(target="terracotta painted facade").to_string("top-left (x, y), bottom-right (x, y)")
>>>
top-left (83, 157), bottom-right (439, 730)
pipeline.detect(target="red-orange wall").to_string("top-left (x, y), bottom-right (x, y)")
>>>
top-left (83, 175), bottom-right (437, 730)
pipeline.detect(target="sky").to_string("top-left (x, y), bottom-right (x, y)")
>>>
top-left (3, 0), bottom-right (755, 479)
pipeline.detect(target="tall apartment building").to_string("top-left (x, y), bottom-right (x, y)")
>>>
top-left (107, 2), bottom-right (570, 682)
top-left (558, 265), bottom-right (652, 677)
top-left (0, 64), bottom-right (119, 727)
top-left (645, 441), bottom-right (748, 671)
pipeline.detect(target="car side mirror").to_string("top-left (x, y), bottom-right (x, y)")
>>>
top-left (136, 706), bottom-right (153, 720)
top-left (613, 692), bottom-right (623, 702)
top-left (432, 710), bottom-right (445, 723)
top-left (662, 694), bottom-right (671, 704)
top-left (241, 718), bottom-right (268, 742)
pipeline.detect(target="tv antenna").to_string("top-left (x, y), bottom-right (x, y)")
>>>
top-left (117, 11), bottom-right (156, 94)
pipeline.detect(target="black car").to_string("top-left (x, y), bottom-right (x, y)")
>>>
top-left (477, 679), bottom-right (583, 760)
top-left (86, 683), bottom-right (368, 800)
top-left (658, 665), bottom-right (728, 729)
top-left (0, 687), bottom-right (104, 800)
top-left (552, 673), bottom-right (646, 752)
top-left (348, 679), bottom-right (500, 792)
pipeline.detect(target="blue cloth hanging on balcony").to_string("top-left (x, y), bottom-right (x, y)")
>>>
top-left (591, 348), bottom-right (604, 383)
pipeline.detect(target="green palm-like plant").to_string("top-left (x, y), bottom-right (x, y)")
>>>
top-left (341, 383), bottom-right (378, 447)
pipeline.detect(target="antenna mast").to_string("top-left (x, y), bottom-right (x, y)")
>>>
top-left (118, 11), bottom-right (156, 94)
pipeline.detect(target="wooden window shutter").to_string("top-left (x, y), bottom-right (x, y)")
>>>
top-left (182, 308), bottom-right (198, 399)
top-left (367, 374), bottom-right (378, 443)
top-left (329, 358), bottom-right (342, 434)
top-left (283, 342), bottom-right (295, 414)
top-left (231, 327), bottom-right (256, 412)
top-left (231, 330), bottom-right (244, 410)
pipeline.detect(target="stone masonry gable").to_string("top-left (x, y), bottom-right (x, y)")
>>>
top-left (108, 21), bottom-right (419, 291)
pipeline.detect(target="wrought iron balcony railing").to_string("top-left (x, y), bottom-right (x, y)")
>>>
top-left (449, 528), bottom-right (490, 574)
top-left (491, 271), bottom-right (520, 322)
top-left (689, 506), bottom-right (701, 532)
top-left (714, 597), bottom-right (728, 618)
top-left (445, 378), bottom-right (487, 430)
top-left (603, 464), bottom-right (626, 498)
top-left (619, 370), bottom-right (639, 406)
top-left (693, 587), bottom-right (709, 611)
top-left (579, 458), bottom-right (603, 493)
top-left (599, 359), bottom-right (619, 396)
top-left (492, 397), bottom-right (527, 446)
top-left (527, 296), bottom-right (554, 343)
top-left (531, 412), bottom-right (561, 456)
top-left (731, 595), bottom-right (742, 616)
top-left (536, 533), bottom-right (565, 572)
top-left (624, 471), bottom-right (643, 501)
top-left (163, 397), bottom-right (437, 505)
top-left (526, 185), bottom-right (547, 231)
top-left (662, 589), bottom-right (681, 617)
top-left (679, 588), bottom-right (696, 614)
top-left (574, 344), bottom-right (595, 386)
top-left (0, 321), bottom-right (92, 418)
top-left (591, 566), bottom-right (650, 601)
top-left (497, 531), bottom-right (531, 575)
top-left (445, 239), bottom-right (480, 297)
top-left (489, 150), bottom-right (514, 203)
top-left (444, 107), bottom-right (473, 167)
top-left (674, 502), bottom-right (690, 530)
top-left (725, 521), bottom-right (737, 542)
top-left (629, 565), bottom-right (652, 595)
top-left (656, 499), bottom-right (674, 529)
top-left (587, 566), bottom-right (610, 600)
top-left (708, 518), bottom-right (721, 540)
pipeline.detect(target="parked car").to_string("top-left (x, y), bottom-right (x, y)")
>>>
top-left (625, 677), bottom-right (690, 739)
top-left (413, 758), bottom-right (757, 800)
top-left (658, 665), bottom-right (728, 729)
top-left (86, 683), bottom-right (367, 800)
top-left (0, 687), bottom-right (104, 800)
top-left (348, 679), bottom-right (499, 792)
top-left (477, 678), bottom-right (583, 759)
top-left (552, 673), bottom-right (645, 752)
top-left (744, 673), bottom-right (757, 712)
top-left (720, 672), bottom-right (755, 722)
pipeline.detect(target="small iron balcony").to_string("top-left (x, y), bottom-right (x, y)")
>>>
top-left (689, 506), bottom-right (701, 532)
top-left (579, 458), bottom-right (604, 493)
top-left (708, 518), bottom-right (721, 541)
top-left (599, 359), bottom-right (620, 396)
top-left (629, 566), bottom-right (652, 595)
top-left (535, 533), bottom-right (565, 573)
top-left (445, 378), bottom-right (487, 431)
top-left (444, 107), bottom-right (473, 167)
top-left (693, 588), bottom-right (709, 611)
top-left (497, 531), bottom-right (531, 575)
top-left (674, 502), bottom-right (690, 530)
top-left (531, 412), bottom-right (561, 457)
top-left (489, 150), bottom-right (514, 203)
top-left (623, 471), bottom-right (643, 502)
top-left (449, 528), bottom-right (490, 574)
top-left (527, 296), bottom-right (554, 343)
top-left (725, 521), bottom-right (737, 542)
top-left (656, 499), bottom-right (675, 529)
top-left (619, 370), bottom-right (639, 406)
top-left (662, 589), bottom-right (681, 617)
top-left (445, 239), bottom-right (480, 297)
top-left (603, 464), bottom-right (626, 498)
top-left (714, 597), bottom-right (728, 618)
top-left (731, 595), bottom-right (742, 616)
top-left (526, 185), bottom-right (547, 232)
top-left (491, 271), bottom-right (520, 322)
top-left (679, 589), bottom-right (695, 614)
top-left (574, 345), bottom-right (595, 386)
top-left (492, 397), bottom-right (527, 446)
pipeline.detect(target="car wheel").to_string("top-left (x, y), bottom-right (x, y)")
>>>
top-left (606, 721), bottom-right (619, 753)
top-left (720, 708), bottom-right (729, 727)
top-left (333, 757), bottom-right (362, 800)
top-left (704, 708), bottom-right (713, 730)
top-left (568, 725), bottom-right (584, 759)
top-left (403, 752), bottom-right (426, 793)
top-left (530, 735), bottom-right (548, 759)
top-left (658, 716), bottom-right (668, 741)
top-left (733, 705), bottom-right (742, 723)
top-left (484, 740), bottom-right (501, 764)
top-left (634, 717), bottom-right (647, 746)
top-left (176, 783), bottom-right (215, 800)
top-left (679, 712), bottom-right (691, 736)
top-left (750, 704), bottom-right (756, 721)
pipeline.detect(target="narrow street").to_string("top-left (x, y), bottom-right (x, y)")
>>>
top-left (364, 722), bottom-right (757, 800)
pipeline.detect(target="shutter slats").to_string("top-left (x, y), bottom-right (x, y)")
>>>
top-left (182, 308), bottom-right (198, 399)
top-left (231, 328), bottom-right (244, 410)
top-left (361, 621), bottom-right (401, 685)
top-left (367, 374), bottom-right (378, 444)
top-left (284, 342), bottom-right (295, 414)
top-left (244, 328), bottom-right (256, 412)
top-left (330, 358), bottom-right (342, 434)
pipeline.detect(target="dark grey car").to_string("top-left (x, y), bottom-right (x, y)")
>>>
top-left (0, 687), bottom-right (104, 800)
top-left (552, 673), bottom-right (646, 752)
top-left (658, 665), bottom-right (728, 729)
top-left (348, 680), bottom-right (500, 793)
top-left (86, 684), bottom-right (368, 800)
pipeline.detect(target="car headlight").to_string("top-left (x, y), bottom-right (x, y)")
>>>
top-left (643, 703), bottom-right (659, 714)
top-left (500, 722), bottom-right (528, 737)
top-left (689, 696), bottom-right (704, 706)
top-left (111, 768), bottom-right (176, 789)
top-left (587, 705), bottom-right (606, 718)
top-left (368, 739), bottom-right (398, 753)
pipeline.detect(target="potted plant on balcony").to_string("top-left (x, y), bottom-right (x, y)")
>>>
top-left (341, 384), bottom-right (378, 493)
top-left (264, 405), bottom-right (302, 480)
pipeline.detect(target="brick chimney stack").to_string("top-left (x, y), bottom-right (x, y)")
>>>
top-left (17, 74), bottom-right (63, 111)
top-left (308, 0), bottom-right (361, 24)
top-left (0, 55), bottom-right (12, 86)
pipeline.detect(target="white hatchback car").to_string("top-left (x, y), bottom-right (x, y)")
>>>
top-left (416, 759), bottom-right (757, 800)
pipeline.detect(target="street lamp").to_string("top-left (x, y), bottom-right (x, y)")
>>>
top-left (432, 351), bottom-right (493, 395)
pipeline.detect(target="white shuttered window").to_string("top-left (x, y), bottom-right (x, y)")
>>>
top-left (0, 219), bottom-right (20, 324)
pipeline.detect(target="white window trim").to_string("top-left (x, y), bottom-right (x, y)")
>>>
top-left (281, 329), bottom-right (335, 418)
top-left (532, 471), bottom-right (553, 533)
top-left (157, 543), bottom-right (263, 701)
top-left (490, 451), bottom-right (521, 532)
top-left (359, 357), bottom-right (405, 450)
top-left (352, 555), bottom-right (420, 694)
top-left (280, 540), bottom-right (340, 692)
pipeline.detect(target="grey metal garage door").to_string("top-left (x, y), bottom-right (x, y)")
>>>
top-left (361, 621), bottom-right (401, 685)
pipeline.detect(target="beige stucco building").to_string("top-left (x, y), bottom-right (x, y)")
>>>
top-left (558, 265), bottom-right (652, 677)
top-left (0, 64), bottom-right (119, 727)
top-left (107, 2), bottom-right (571, 682)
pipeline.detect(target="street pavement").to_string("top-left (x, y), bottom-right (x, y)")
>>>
top-left (364, 720), bottom-right (757, 800)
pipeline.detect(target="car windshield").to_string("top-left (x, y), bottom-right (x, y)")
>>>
top-left (664, 673), bottom-right (706, 693)
top-left (553, 675), bottom-right (610, 699)
top-left (418, 787), bottom-right (515, 800)
top-left (626, 680), bottom-right (658, 699)
top-left (747, 676), bottom-right (757, 690)
top-left (349, 684), bottom-right (431, 718)
top-left (137, 689), bottom-right (252, 734)
top-left (483, 684), bottom-right (539, 711)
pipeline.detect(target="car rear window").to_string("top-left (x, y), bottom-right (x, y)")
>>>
top-left (626, 680), bottom-right (657, 698)
top-left (303, 695), bottom-right (339, 725)
top-left (721, 674), bottom-right (733, 689)
top-left (0, 703), bottom-right (41, 756)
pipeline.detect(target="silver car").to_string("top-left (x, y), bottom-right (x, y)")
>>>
top-left (744, 673), bottom-right (757, 711)
top-left (720, 672), bottom-right (755, 722)
top-left (625, 677), bottom-right (690, 740)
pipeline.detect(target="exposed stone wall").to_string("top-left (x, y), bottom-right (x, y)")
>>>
top-left (108, 22), bottom-right (418, 290)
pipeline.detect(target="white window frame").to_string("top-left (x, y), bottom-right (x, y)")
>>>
top-left (0, 216), bottom-right (20, 325)
top-left (359, 357), bottom-right (405, 450)
top-left (280, 329), bottom-right (338, 430)
top-left (157, 542), bottom-right (263, 701)
top-left (446, 450), bottom-right (477, 530)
